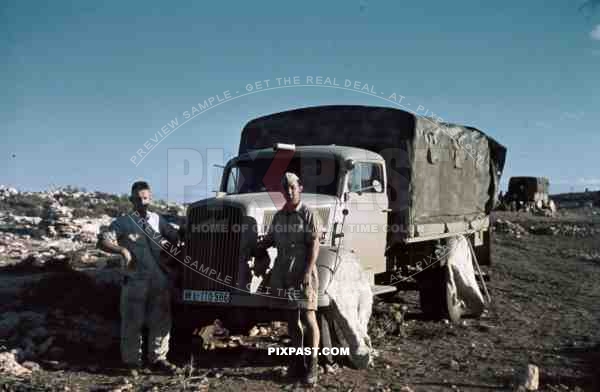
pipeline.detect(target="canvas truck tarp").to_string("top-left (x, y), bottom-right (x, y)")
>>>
top-left (239, 105), bottom-right (507, 241)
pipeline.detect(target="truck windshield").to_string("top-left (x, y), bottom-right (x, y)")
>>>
top-left (224, 156), bottom-right (339, 195)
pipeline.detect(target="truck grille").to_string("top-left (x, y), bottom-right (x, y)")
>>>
top-left (184, 205), bottom-right (243, 291)
top-left (262, 207), bottom-right (331, 233)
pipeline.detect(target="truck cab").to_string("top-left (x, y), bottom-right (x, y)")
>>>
top-left (179, 144), bottom-right (389, 310)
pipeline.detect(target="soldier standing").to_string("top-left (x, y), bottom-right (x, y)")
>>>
top-left (257, 172), bottom-right (321, 386)
top-left (98, 181), bottom-right (179, 374)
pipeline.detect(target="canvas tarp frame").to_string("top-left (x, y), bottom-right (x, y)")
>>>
top-left (238, 105), bottom-right (507, 242)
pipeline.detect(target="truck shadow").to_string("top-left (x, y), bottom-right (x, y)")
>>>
top-left (169, 346), bottom-right (286, 369)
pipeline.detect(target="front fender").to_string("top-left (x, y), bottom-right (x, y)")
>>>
top-left (317, 246), bottom-right (358, 300)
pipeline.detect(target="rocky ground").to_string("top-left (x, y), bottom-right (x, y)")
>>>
top-left (1, 186), bottom-right (600, 391)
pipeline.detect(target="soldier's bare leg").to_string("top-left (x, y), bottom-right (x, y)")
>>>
top-left (286, 309), bottom-right (305, 379)
top-left (301, 310), bottom-right (320, 352)
top-left (301, 309), bottom-right (320, 385)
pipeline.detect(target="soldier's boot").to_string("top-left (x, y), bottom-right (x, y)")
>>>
top-left (150, 359), bottom-right (178, 375)
top-left (123, 362), bottom-right (142, 377)
top-left (287, 355), bottom-right (306, 380)
top-left (303, 354), bottom-right (319, 386)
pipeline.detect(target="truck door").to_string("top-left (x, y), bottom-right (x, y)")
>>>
top-left (342, 161), bottom-right (388, 276)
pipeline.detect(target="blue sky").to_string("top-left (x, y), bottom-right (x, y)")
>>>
top-left (2, 0), bottom-right (599, 203)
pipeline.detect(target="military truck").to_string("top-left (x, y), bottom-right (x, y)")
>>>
top-left (172, 105), bottom-right (506, 338)
top-left (505, 177), bottom-right (550, 211)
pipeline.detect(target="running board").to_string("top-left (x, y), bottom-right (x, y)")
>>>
top-left (371, 284), bottom-right (397, 296)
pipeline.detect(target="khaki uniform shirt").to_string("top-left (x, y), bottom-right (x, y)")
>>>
top-left (265, 202), bottom-right (321, 290)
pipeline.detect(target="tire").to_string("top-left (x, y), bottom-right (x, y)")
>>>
top-left (417, 267), bottom-right (445, 320)
top-left (417, 266), bottom-right (462, 323)
top-left (444, 272), bottom-right (463, 324)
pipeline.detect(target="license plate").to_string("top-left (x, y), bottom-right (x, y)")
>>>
top-left (183, 290), bottom-right (231, 304)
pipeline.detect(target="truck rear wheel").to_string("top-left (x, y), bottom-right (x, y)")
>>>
top-left (444, 273), bottom-right (463, 324)
top-left (417, 267), bottom-right (461, 323)
top-left (417, 267), bottom-right (445, 320)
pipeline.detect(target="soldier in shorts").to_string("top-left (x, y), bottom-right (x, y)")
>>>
top-left (257, 172), bottom-right (321, 386)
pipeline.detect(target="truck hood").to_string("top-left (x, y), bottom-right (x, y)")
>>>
top-left (188, 192), bottom-right (338, 215)
top-left (187, 193), bottom-right (338, 235)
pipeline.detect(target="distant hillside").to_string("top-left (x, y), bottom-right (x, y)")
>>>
top-left (551, 190), bottom-right (600, 208)
top-left (0, 185), bottom-right (185, 219)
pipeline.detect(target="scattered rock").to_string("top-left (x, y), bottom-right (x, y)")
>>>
top-left (248, 326), bottom-right (259, 337)
top-left (110, 381), bottom-right (133, 392)
top-left (493, 219), bottom-right (528, 238)
top-left (449, 359), bottom-right (460, 371)
top-left (368, 300), bottom-right (408, 338)
top-left (529, 226), bottom-right (558, 236)
top-left (324, 363), bottom-right (340, 374)
top-left (196, 320), bottom-right (230, 349)
top-left (516, 364), bottom-right (539, 391)
top-left (21, 361), bottom-right (41, 372)
top-left (0, 350), bottom-right (31, 377)
top-left (258, 326), bottom-right (269, 336)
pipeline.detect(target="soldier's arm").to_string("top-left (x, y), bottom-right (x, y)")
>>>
top-left (159, 215), bottom-right (180, 244)
top-left (304, 210), bottom-right (321, 277)
top-left (256, 214), bottom-right (276, 251)
top-left (97, 220), bottom-right (129, 257)
top-left (256, 230), bottom-right (274, 251)
top-left (306, 233), bottom-right (320, 268)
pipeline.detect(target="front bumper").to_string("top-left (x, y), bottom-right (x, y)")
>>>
top-left (174, 288), bottom-right (331, 309)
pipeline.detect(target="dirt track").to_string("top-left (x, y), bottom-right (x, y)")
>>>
top-left (2, 208), bottom-right (600, 391)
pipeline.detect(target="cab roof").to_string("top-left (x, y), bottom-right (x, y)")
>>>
top-left (234, 144), bottom-right (385, 163)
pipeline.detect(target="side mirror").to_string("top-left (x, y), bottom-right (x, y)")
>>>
top-left (372, 179), bottom-right (383, 193)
